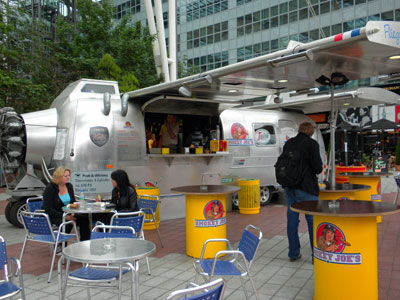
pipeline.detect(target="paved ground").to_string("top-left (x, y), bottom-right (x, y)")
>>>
top-left (1, 174), bottom-right (399, 299)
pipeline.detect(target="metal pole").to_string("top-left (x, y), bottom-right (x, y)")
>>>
top-left (144, 0), bottom-right (162, 77)
top-left (329, 83), bottom-right (336, 188)
top-left (154, 0), bottom-right (170, 82)
top-left (168, 0), bottom-right (177, 81)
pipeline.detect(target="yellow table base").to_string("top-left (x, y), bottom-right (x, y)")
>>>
top-left (314, 215), bottom-right (378, 300)
top-left (186, 194), bottom-right (227, 258)
top-left (319, 191), bottom-right (355, 200)
top-left (348, 176), bottom-right (382, 223)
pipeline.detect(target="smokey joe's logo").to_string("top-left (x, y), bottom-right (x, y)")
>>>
top-left (195, 200), bottom-right (226, 228)
top-left (89, 126), bottom-right (109, 147)
top-left (314, 223), bottom-right (361, 265)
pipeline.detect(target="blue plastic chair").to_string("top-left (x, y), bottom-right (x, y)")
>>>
top-left (137, 194), bottom-right (163, 247)
top-left (0, 236), bottom-right (26, 300)
top-left (26, 196), bottom-right (44, 213)
top-left (19, 211), bottom-right (79, 283)
top-left (166, 278), bottom-right (225, 300)
top-left (193, 225), bottom-right (263, 300)
top-left (58, 256), bottom-right (133, 300)
top-left (91, 225), bottom-right (136, 239)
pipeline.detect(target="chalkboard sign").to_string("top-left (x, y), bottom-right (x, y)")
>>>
top-left (373, 155), bottom-right (389, 173)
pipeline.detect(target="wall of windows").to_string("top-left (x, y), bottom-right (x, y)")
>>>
top-left (186, 0), bottom-right (228, 22)
top-left (186, 21), bottom-right (228, 49)
top-left (236, 0), bottom-right (380, 37)
top-left (114, 0), bottom-right (141, 20)
top-left (237, 7), bottom-right (400, 62)
top-left (187, 51), bottom-right (229, 72)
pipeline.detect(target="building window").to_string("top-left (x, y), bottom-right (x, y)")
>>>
top-left (237, 0), bottom-right (252, 5)
top-left (114, 0), bottom-right (140, 20)
top-left (186, 0), bottom-right (228, 22)
top-left (188, 51), bottom-right (229, 71)
top-left (187, 21), bottom-right (228, 49)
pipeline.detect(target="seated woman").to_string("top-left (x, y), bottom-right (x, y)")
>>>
top-left (42, 167), bottom-right (90, 241)
top-left (94, 169), bottom-right (138, 225)
top-left (110, 169), bottom-right (138, 212)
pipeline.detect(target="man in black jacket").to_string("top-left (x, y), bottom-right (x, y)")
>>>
top-left (283, 122), bottom-right (323, 261)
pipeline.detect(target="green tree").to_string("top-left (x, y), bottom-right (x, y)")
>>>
top-left (0, 0), bottom-right (159, 113)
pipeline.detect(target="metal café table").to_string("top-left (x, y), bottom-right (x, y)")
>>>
top-left (171, 185), bottom-right (240, 258)
top-left (291, 200), bottom-right (400, 300)
top-left (62, 201), bottom-right (114, 229)
top-left (60, 238), bottom-right (156, 300)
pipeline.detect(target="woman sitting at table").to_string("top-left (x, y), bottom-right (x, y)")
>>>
top-left (94, 169), bottom-right (138, 225)
top-left (42, 167), bottom-right (90, 241)
top-left (110, 169), bottom-right (138, 212)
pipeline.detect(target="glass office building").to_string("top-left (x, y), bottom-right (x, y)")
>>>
top-left (113, 0), bottom-right (400, 73)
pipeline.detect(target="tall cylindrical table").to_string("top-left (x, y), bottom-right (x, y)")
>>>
top-left (171, 185), bottom-right (240, 258)
top-left (319, 183), bottom-right (370, 200)
top-left (291, 200), bottom-right (400, 300)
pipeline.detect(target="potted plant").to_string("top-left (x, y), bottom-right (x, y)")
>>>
top-left (395, 138), bottom-right (400, 171)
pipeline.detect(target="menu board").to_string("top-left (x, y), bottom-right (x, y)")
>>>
top-left (373, 155), bottom-right (389, 173)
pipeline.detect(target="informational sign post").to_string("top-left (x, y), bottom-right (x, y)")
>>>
top-left (70, 170), bottom-right (113, 195)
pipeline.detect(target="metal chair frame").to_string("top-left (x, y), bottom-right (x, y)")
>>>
top-left (193, 224), bottom-right (263, 300)
top-left (137, 194), bottom-right (163, 247)
top-left (166, 278), bottom-right (225, 300)
top-left (19, 211), bottom-right (79, 283)
top-left (58, 255), bottom-right (134, 300)
top-left (394, 175), bottom-right (400, 204)
top-left (0, 236), bottom-right (26, 300)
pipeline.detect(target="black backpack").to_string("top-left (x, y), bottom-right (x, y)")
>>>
top-left (274, 139), bottom-right (306, 187)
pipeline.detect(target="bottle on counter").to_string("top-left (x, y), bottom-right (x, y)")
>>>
top-left (216, 125), bottom-right (220, 140)
top-left (79, 189), bottom-right (85, 201)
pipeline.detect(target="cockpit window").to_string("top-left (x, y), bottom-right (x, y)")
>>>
top-left (81, 84), bottom-right (115, 94)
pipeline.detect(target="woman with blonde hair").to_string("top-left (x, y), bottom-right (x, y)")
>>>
top-left (42, 167), bottom-right (90, 240)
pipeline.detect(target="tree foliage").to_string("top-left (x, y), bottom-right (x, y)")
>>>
top-left (0, 0), bottom-right (160, 113)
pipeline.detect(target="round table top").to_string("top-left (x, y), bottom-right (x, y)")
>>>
top-left (340, 172), bottom-right (392, 177)
top-left (319, 183), bottom-right (370, 192)
top-left (63, 238), bottom-right (156, 264)
top-left (171, 184), bottom-right (240, 195)
top-left (62, 201), bottom-right (114, 214)
top-left (291, 200), bottom-right (400, 217)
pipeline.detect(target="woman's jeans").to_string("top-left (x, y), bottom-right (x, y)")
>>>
top-left (284, 188), bottom-right (318, 259)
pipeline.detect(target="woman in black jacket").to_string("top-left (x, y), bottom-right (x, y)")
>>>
top-left (110, 169), bottom-right (138, 212)
top-left (42, 167), bottom-right (90, 241)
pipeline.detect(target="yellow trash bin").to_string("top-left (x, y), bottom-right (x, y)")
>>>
top-left (136, 187), bottom-right (160, 230)
top-left (238, 179), bottom-right (260, 214)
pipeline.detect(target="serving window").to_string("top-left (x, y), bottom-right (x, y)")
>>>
top-left (253, 123), bottom-right (276, 146)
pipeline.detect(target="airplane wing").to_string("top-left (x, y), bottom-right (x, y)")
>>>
top-left (126, 21), bottom-right (400, 115)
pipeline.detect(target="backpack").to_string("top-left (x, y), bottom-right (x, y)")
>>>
top-left (274, 139), bottom-right (306, 187)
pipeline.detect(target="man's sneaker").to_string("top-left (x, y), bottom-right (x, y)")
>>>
top-left (289, 253), bottom-right (302, 262)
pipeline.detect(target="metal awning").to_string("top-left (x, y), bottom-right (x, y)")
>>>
top-left (126, 21), bottom-right (400, 115)
top-left (249, 87), bottom-right (400, 114)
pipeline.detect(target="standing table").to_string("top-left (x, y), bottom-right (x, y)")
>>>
top-left (319, 183), bottom-right (370, 200)
top-left (340, 172), bottom-right (391, 201)
top-left (291, 200), bottom-right (400, 300)
top-left (171, 185), bottom-right (240, 258)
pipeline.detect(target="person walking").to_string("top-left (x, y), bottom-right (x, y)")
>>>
top-left (282, 122), bottom-right (323, 261)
